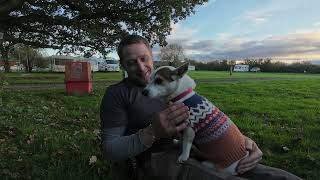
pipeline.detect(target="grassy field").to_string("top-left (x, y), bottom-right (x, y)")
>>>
top-left (3, 71), bottom-right (320, 84)
top-left (0, 71), bottom-right (320, 179)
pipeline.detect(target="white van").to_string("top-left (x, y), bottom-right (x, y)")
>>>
top-left (233, 64), bottom-right (249, 72)
top-left (95, 58), bottom-right (120, 72)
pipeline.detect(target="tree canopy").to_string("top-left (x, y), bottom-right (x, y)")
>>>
top-left (0, 0), bottom-right (208, 72)
top-left (159, 43), bottom-right (185, 66)
top-left (10, 44), bottom-right (47, 72)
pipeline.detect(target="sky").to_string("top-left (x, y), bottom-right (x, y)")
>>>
top-left (46, 0), bottom-right (320, 63)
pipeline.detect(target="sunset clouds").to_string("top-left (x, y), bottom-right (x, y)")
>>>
top-left (157, 0), bottom-right (320, 62)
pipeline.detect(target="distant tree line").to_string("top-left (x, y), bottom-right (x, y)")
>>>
top-left (185, 58), bottom-right (320, 73)
top-left (158, 44), bottom-right (320, 74)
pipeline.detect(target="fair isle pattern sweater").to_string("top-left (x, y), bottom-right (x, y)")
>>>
top-left (172, 88), bottom-right (247, 168)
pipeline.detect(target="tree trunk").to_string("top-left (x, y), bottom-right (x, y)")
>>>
top-left (0, 42), bottom-right (12, 73)
top-left (4, 56), bottom-right (10, 72)
top-left (1, 49), bottom-right (10, 73)
top-left (28, 64), bottom-right (32, 72)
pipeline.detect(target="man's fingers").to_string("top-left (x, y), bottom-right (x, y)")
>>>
top-left (244, 137), bottom-right (254, 151)
top-left (167, 106), bottom-right (188, 120)
top-left (237, 166), bottom-right (254, 175)
top-left (168, 103), bottom-right (184, 113)
top-left (237, 157), bottom-right (261, 174)
top-left (238, 156), bottom-right (262, 169)
top-left (243, 147), bottom-right (262, 165)
top-left (161, 102), bottom-right (180, 114)
top-left (175, 121), bottom-right (188, 132)
top-left (172, 112), bottom-right (189, 125)
top-left (238, 151), bottom-right (262, 165)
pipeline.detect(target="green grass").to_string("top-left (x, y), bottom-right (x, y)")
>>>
top-left (0, 87), bottom-right (128, 180)
top-left (0, 72), bottom-right (320, 179)
top-left (195, 79), bottom-right (320, 179)
top-left (4, 72), bottom-right (123, 84)
top-left (3, 71), bottom-right (320, 84)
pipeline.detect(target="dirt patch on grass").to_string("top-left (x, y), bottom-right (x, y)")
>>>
top-left (4, 77), bottom-right (308, 90)
top-left (5, 81), bottom-right (117, 90)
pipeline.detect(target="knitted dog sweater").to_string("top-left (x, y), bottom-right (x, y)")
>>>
top-left (172, 88), bottom-right (247, 168)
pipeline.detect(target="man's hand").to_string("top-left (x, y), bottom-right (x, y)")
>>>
top-left (152, 102), bottom-right (189, 138)
top-left (237, 136), bottom-right (263, 174)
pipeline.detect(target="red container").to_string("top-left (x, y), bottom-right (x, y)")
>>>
top-left (65, 81), bottom-right (92, 95)
top-left (65, 61), bottom-right (92, 82)
top-left (65, 61), bottom-right (92, 95)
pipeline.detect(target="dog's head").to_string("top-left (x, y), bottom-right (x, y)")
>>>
top-left (142, 63), bottom-right (195, 100)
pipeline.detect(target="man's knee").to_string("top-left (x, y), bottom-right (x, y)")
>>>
top-left (238, 164), bottom-right (303, 180)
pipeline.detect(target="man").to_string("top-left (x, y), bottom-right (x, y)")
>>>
top-left (100, 35), bottom-right (302, 180)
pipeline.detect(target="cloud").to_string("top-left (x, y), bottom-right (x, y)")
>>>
top-left (159, 30), bottom-right (320, 61)
top-left (167, 22), bottom-right (198, 41)
top-left (313, 22), bottom-right (320, 27)
top-left (244, 11), bottom-right (272, 25)
top-left (211, 31), bottom-right (320, 59)
top-left (234, 0), bottom-right (303, 26)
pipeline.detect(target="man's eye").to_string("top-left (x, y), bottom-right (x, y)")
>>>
top-left (127, 60), bottom-right (136, 66)
top-left (141, 56), bottom-right (148, 62)
top-left (155, 78), bottom-right (163, 84)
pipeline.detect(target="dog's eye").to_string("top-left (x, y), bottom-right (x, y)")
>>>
top-left (155, 78), bottom-right (163, 85)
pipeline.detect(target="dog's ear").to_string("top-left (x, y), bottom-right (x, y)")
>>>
top-left (171, 63), bottom-right (189, 80)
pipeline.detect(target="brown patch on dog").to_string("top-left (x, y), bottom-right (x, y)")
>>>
top-left (155, 67), bottom-right (174, 82)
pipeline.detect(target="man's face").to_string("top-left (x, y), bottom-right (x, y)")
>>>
top-left (121, 43), bottom-right (154, 86)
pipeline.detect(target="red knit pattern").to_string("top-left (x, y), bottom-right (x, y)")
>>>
top-left (196, 123), bottom-right (247, 169)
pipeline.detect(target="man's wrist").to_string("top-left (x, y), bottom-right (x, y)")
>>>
top-left (138, 124), bottom-right (157, 148)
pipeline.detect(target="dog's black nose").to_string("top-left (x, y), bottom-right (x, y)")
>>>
top-left (142, 89), bottom-right (149, 96)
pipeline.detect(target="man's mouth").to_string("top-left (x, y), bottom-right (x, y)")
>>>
top-left (144, 70), bottom-right (150, 78)
top-left (142, 70), bottom-right (150, 81)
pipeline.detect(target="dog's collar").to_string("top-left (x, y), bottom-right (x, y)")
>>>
top-left (170, 87), bottom-right (193, 103)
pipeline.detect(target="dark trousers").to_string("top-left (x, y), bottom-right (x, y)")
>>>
top-left (134, 149), bottom-right (303, 180)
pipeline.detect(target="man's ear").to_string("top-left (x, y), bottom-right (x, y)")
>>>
top-left (171, 63), bottom-right (189, 80)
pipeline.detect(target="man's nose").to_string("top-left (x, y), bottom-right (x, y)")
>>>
top-left (137, 60), bottom-right (145, 72)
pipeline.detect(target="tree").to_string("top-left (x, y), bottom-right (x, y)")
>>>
top-left (0, 0), bottom-right (208, 72)
top-left (159, 43), bottom-right (185, 66)
top-left (10, 44), bottom-right (48, 72)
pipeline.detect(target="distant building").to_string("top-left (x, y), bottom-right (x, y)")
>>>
top-left (0, 60), bottom-right (17, 66)
top-left (188, 65), bottom-right (196, 71)
top-left (48, 55), bottom-right (98, 72)
top-left (250, 67), bottom-right (261, 72)
top-left (233, 64), bottom-right (249, 72)
top-left (90, 57), bottom-right (120, 72)
top-left (0, 60), bottom-right (23, 72)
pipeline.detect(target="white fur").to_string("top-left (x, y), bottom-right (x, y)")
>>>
top-left (144, 65), bottom-right (247, 175)
top-left (144, 66), bottom-right (197, 166)
top-left (144, 66), bottom-right (196, 101)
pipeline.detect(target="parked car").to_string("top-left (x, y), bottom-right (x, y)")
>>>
top-left (250, 67), bottom-right (261, 72)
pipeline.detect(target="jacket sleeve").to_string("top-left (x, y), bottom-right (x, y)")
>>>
top-left (101, 126), bottom-right (147, 161)
top-left (100, 86), bottom-right (147, 161)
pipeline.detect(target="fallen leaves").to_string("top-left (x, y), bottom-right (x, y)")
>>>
top-left (93, 129), bottom-right (100, 136)
top-left (8, 126), bottom-right (17, 137)
top-left (281, 146), bottom-right (290, 152)
top-left (27, 134), bottom-right (35, 144)
top-left (72, 117), bottom-right (81, 124)
top-left (307, 154), bottom-right (316, 162)
top-left (17, 157), bottom-right (23, 162)
top-left (89, 155), bottom-right (97, 165)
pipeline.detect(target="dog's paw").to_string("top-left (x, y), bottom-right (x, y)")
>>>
top-left (177, 155), bottom-right (188, 163)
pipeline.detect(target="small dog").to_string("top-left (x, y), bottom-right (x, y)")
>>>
top-left (142, 63), bottom-right (248, 175)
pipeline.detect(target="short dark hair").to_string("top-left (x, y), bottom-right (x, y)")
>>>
top-left (117, 35), bottom-right (151, 62)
